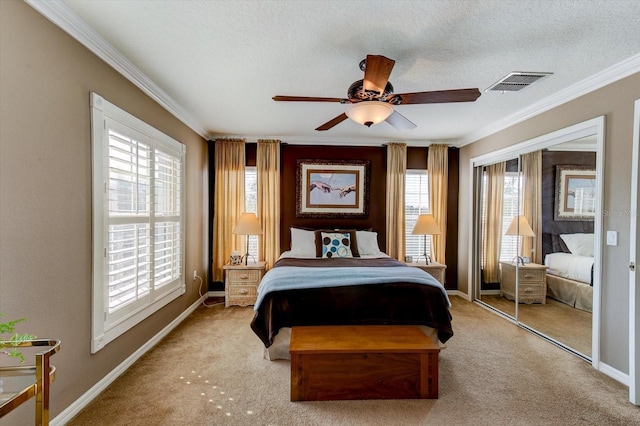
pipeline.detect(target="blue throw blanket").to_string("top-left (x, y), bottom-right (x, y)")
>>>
top-left (255, 265), bottom-right (450, 310)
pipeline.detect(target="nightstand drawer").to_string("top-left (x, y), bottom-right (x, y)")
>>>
top-left (228, 284), bottom-right (258, 298)
top-left (227, 269), bottom-right (260, 283)
top-left (518, 269), bottom-right (545, 283)
top-left (516, 283), bottom-right (545, 303)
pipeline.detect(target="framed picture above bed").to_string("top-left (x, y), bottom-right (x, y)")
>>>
top-left (296, 159), bottom-right (370, 218)
top-left (554, 165), bottom-right (596, 221)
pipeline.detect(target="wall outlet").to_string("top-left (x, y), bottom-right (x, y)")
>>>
top-left (606, 231), bottom-right (618, 246)
top-left (193, 270), bottom-right (197, 280)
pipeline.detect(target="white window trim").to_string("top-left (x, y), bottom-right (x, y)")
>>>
top-left (90, 92), bottom-right (186, 353)
top-left (405, 170), bottom-right (431, 259)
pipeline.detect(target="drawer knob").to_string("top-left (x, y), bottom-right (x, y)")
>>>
top-left (523, 274), bottom-right (534, 278)
top-left (239, 274), bottom-right (249, 280)
top-left (239, 289), bottom-right (248, 294)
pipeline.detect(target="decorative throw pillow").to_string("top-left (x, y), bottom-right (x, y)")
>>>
top-left (320, 232), bottom-right (354, 258)
top-left (314, 229), bottom-right (359, 257)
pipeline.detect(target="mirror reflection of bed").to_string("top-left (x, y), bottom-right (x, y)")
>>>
top-left (474, 127), bottom-right (600, 360)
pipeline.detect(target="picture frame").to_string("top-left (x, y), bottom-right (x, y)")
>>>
top-left (296, 159), bottom-right (369, 218)
top-left (554, 165), bottom-right (596, 221)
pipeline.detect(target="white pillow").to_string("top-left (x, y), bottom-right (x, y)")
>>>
top-left (560, 233), bottom-right (594, 257)
top-left (356, 230), bottom-right (381, 255)
top-left (290, 228), bottom-right (316, 256)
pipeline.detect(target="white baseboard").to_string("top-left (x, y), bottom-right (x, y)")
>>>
top-left (599, 361), bottom-right (630, 386)
top-left (51, 295), bottom-right (206, 425)
top-left (208, 290), bottom-right (225, 297)
top-left (447, 289), bottom-right (471, 301)
top-left (481, 290), bottom-right (501, 296)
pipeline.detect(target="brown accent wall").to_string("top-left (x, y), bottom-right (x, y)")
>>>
top-left (541, 151), bottom-right (596, 258)
top-left (0, 2), bottom-right (207, 424)
top-left (280, 144), bottom-right (387, 253)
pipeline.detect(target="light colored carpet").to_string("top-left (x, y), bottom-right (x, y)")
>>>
top-left (67, 296), bottom-right (639, 425)
top-left (481, 295), bottom-right (592, 356)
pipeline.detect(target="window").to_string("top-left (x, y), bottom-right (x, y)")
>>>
top-left (500, 172), bottom-right (522, 261)
top-left (245, 166), bottom-right (258, 259)
top-left (480, 170), bottom-right (521, 266)
top-left (91, 93), bottom-right (185, 353)
top-left (405, 170), bottom-right (431, 260)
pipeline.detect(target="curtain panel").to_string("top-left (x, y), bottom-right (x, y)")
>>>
top-left (427, 144), bottom-right (448, 264)
top-left (386, 142), bottom-right (407, 260)
top-left (213, 139), bottom-right (246, 282)
top-left (482, 162), bottom-right (506, 283)
top-left (521, 150), bottom-right (542, 264)
top-left (257, 139), bottom-right (281, 270)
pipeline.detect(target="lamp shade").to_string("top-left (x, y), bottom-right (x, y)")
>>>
top-left (411, 214), bottom-right (441, 235)
top-left (232, 213), bottom-right (263, 235)
top-left (345, 101), bottom-right (394, 127)
top-left (505, 215), bottom-right (535, 237)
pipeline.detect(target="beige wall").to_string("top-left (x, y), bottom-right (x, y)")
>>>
top-left (0, 1), bottom-right (207, 424)
top-left (459, 71), bottom-right (640, 374)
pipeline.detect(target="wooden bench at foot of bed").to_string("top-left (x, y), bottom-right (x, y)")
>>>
top-left (289, 325), bottom-right (440, 401)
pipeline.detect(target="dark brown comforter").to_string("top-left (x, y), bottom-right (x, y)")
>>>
top-left (250, 257), bottom-right (453, 347)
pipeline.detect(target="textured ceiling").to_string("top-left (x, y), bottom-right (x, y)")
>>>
top-left (55, 0), bottom-right (640, 145)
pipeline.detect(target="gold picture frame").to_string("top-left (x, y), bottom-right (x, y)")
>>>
top-left (554, 165), bottom-right (596, 221)
top-left (296, 159), bottom-right (369, 218)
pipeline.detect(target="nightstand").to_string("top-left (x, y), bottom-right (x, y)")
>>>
top-left (223, 262), bottom-right (266, 307)
top-left (406, 261), bottom-right (446, 285)
top-left (500, 262), bottom-right (547, 304)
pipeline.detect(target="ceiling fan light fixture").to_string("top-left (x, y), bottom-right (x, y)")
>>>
top-left (345, 101), bottom-right (393, 127)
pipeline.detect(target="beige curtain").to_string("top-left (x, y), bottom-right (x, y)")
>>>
top-left (521, 151), bottom-right (542, 264)
top-left (213, 139), bottom-right (246, 282)
top-left (427, 144), bottom-right (448, 264)
top-left (386, 142), bottom-right (406, 260)
top-left (257, 139), bottom-right (281, 270)
top-left (482, 162), bottom-right (505, 283)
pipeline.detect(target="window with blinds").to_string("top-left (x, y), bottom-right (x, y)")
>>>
top-left (405, 170), bottom-right (431, 260)
top-left (245, 167), bottom-right (258, 259)
top-left (91, 93), bottom-right (185, 353)
top-left (479, 171), bottom-right (521, 267)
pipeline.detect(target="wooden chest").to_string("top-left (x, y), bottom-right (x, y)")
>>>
top-left (289, 325), bottom-right (440, 401)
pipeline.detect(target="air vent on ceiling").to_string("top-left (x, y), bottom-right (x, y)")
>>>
top-left (486, 72), bottom-right (553, 92)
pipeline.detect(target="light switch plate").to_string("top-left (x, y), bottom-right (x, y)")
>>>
top-left (606, 231), bottom-right (618, 246)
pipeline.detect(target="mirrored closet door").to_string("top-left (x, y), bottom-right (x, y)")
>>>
top-left (471, 118), bottom-right (604, 361)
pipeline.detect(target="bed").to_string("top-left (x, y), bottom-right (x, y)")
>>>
top-left (544, 233), bottom-right (594, 312)
top-left (249, 228), bottom-right (453, 360)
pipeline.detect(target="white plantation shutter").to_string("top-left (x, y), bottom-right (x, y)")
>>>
top-left (405, 170), bottom-right (431, 259)
top-left (92, 93), bottom-right (185, 353)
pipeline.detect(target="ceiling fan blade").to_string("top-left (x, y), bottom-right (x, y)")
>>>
top-left (315, 113), bottom-right (348, 131)
top-left (363, 55), bottom-right (395, 95)
top-left (394, 88), bottom-right (481, 105)
top-left (385, 110), bottom-right (417, 131)
top-left (273, 95), bottom-right (345, 103)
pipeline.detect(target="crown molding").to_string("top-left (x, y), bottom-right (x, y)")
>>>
top-left (26, 1), bottom-right (640, 147)
top-left (458, 52), bottom-right (640, 147)
top-left (26, 0), bottom-right (209, 138)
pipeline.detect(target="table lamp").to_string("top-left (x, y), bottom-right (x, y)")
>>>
top-left (505, 215), bottom-right (535, 266)
top-left (232, 213), bottom-right (263, 265)
top-left (411, 214), bottom-right (441, 265)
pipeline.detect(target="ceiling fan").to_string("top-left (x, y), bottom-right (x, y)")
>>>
top-left (273, 54), bottom-right (481, 131)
